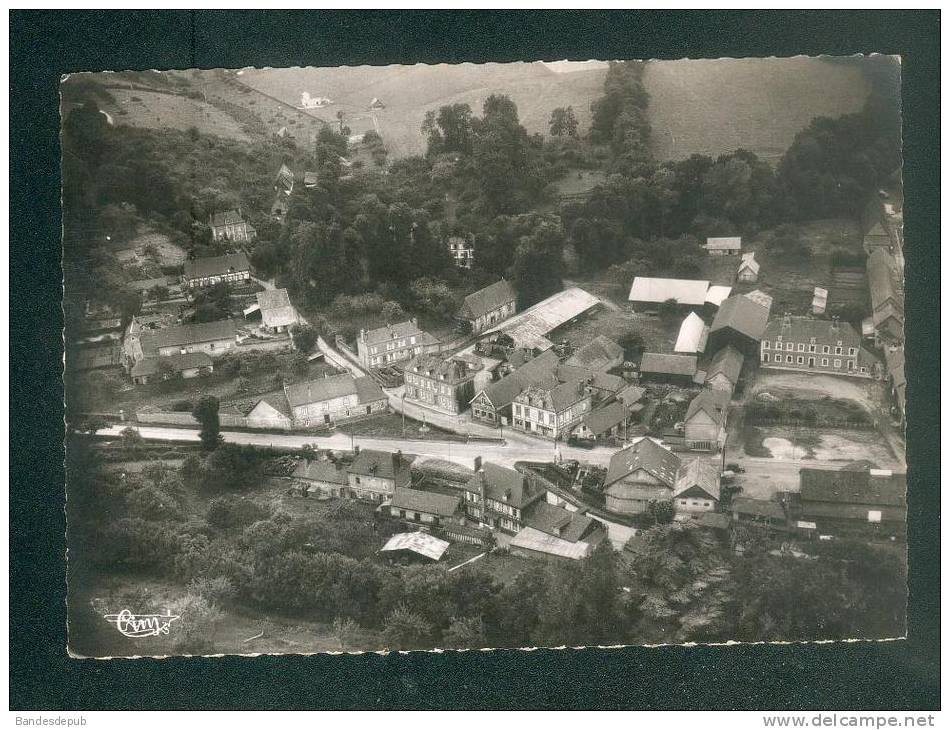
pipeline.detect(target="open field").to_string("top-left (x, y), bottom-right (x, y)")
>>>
top-left (555, 305), bottom-right (680, 355)
top-left (741, 425), bottom-right (896, 465)
top-left (237, 62), bottom-right (606, 158)
top-left (645, 57), bottom-right (870, 163)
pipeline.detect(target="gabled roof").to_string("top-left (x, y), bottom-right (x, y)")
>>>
top-left (354, 375), bottom-right (387, 404)
top-left (261, 306), bottom-right (298, 329)
top-left (391, 487), bottom-right (461, 517)
top-left (580, 401), bottom-right (629, 435)
top-left (183, 252), bottom-right (251, 280)
top-left (130, 351), bottom-right (212, 378)
top-left (459, 279), bottom-right (517, 320)
top-left (284, 372), bottom-right (358, 407)
top-left (705, 236), bottom-right (742, 251)
top-left (674, 312), bottom-right (709, 354)
top-left (629, 277), bottom-right (709, 306)
top-left (710, 295), bottom-right (770, 340)
top-left (524, 501), bottom-right (599, 543)
top-left (405, 353), bottom-right (480, 385)
top-left (744, 290), bottom-right (774, 310)
top-left (350, 449), bottom-right (412, 483)
top-left (140, 319), bottom-right (238, 354)
top-left (640, 352), bottom-right (697, 377)
top-left (799, 466), bottom-right (906, 507)
top-left (473, 349), bottom-right (559, 410)
top-left (705, 285), bottom-right (733, 307)
top-left (737, 256), bottom-right (760, 274)
top-left (380, 532), bottom-right (450, 561)
top-left (483, 287), bottom-right (601, 352)
top-left (210, 209), bottom-right (245, 228)
top-left (555, 365), bottom-right (625, 394)
top-left (763, 316), bottom-right (862, 346)
top-left (604, 438), bottom-right (681, 489)
top-left (884, 347), bottom-right (905, 388)
top-left (256, 288), bottom-right (291, 310)
top-left (685, 389), bottom-right (730, 425)
top-left (674, 459), bottom-right (721, 501)
top-left (463, 462), bottom-right (541, 509)
top-left (705, 345), bottom-right (744, 385)
top-left (509, 527), bottom-right (593, 560)
top-left (517, 377), bottom-right (588, 413)
top-left (293, 459), bottom-right (349, 485)
top-left (361, 319), bottom-right (437, 347)
top-left (867, 248), bottom-right (904, 314)
top-left (616, 384), bottom-right (646, 407)
top-left (564, 335), bottom-right (624, 371)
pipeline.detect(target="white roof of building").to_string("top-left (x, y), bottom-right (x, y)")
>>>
top-left (484, 287), bottom-right (601, 351)
top-left (704, 285), bottom-right (733, 306)
top-left (738, 257), bottom-right (760, 274)
top-left (674, 312), bottom-right (709, 354)
top-left (745, 290), bottom-right (774, 309)
top-left (628, 277), bottom-right (710, 306)
top-left (380, 532), bottom-right (450, 561)
top-left (510, 527), bottom-right (593, 560)
top-left (705, 236), bottom-right (742, 251)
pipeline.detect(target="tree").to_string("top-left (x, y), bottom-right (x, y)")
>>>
top-left (290, 323), bottom-right (318, 353)
top-left (549, 106), bottom-right (579, 138)
top-left (658, 298), bottom-right (679, 324)
top-left (120, 427), bottom-right (143, 455)
top-left (381, 300), bottom-right (405, 324)
top-left (192, 396), bottom-right (221, 451)
top-left (442, 616), bottom-right (485, 649)
top-left (617, 330), bottom-right (645, 361)
top-left (766, 223), bottom-right (811, 258)
top-left (332, 616), bottom-right (359, 651)
top-left (647, 499), bottom-right (675, 526)
top-left (382, 604), bottom-right (435, 650)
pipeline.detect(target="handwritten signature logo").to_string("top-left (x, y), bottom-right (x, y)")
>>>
top-left (104, 609), bottom-right (181, 638)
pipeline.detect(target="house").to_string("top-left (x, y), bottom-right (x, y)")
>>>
top-left (707, 294), bottom-right (771, 354)
top-left (704, 345), bottom-right (744, 392)
top-left (447, 235), bottom-right (475, 269)
top-left (628, 277), bottom-right (710, 311)
top-left (356, 318), bottom-right (441, 368)
top-left (470, 349), bottom-right (560, 426)
top-left (384, 487), bottom-right (464, 527)
top-left (737, 253), bottom-right (759, 282)
top-left (867, 248), bottom-right (905, 344)
top-left (760, 315), bottom-right (874, 378)
top-left (603, 438), bottom-right (681, 515)
top-left (616, 383), bottom-right (647, 409)
top-left (672, 459), bottom-right (721, 513)
top-left (274, 163), bottom-right (294, 194)
top-left (705, 236), bottom-right (742, 256)
top-left (242, 394), bottom-right (293, 430)
top-left (555, 365), bottom-right (626, 402)
top-left (209, 210), bottom-right (255, 243)
top-left (799, 465), bottom-right (906, 527)
top-left (481, 287), bottom-right (601, 353)
top-left (283, 373), bottom-right (388, 427)
top-left (704, 285), bottom-right (733, 308)
top-left (510, 503), bottom-right (606, 561)
top-left (811, 286), bottom-right (828, 315)
top-left (638, 353), bottom-right (698, 385)
top-left (403, 353), bottom-right (482, 414)
top-left (570, 400), bottom-right (635, 444)
top-left (509, 528), bottom-right (595, 561)
top-left (683, 389), bottom-right (730, 451)
top-left (379, 532), bottom-right (450, 563)
top-left (732, 497), bottom-right (788, 529)
top-left (130, 352), bottom-right (213, 384)
top-left (511, 375), bottom-right (591, 440)
top-left (250, 288), bottom-right (298, 333)
top-left (183, 252), bottom-right (251, 288)
top-left (458, 279), bottom-right (518, 335)
top-left (293, 458), bottom-right (350, 497)
top-left (347, 448), bottom-right (412, 502)
top-left (674, 312), bottom-right (709, 354)
top-left (564, 335), bottom-right (624, 372)
top-left (863, 220), bottom-right (894, 255)
top-left (460, 461), bottom-right (545, 533)
top-left (134, 319), bottom-right (239, 362)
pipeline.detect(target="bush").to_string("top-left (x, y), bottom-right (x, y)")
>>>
top-left (207, 494), bottom-right (272, 530)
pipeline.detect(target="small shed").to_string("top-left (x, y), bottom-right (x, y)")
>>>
top-left (379, 532), bottom-right (450, 563)
top-left (812, 286), bottom-right (829, 315)
top-left (674, 312), bottom-right (709, 354)
top-left (705, 237), bottom-right (742, 256)
top-left (737, 253), bottom-right (760, 283)
top-left (639, 352), bottom-right (698, 384)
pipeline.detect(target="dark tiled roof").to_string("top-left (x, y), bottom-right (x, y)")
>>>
top-left (130, 351), bottom-right (212, 378)
top-left (361, 319), bottom-right (438, 347)
top-left (580, 401), bottom-right (629, 435)
top-left (705, 345), bottom-right (744, 385)
top-left (674, 459), bottom-right (721, 500)
top-left (564, 335), bottom-right (624, 371)
top-left (605, 438), bottom-right (681, 489)
top-left (184, 252), bottom-right (251, 281)
top-left (732, 498), bottom-right (786, 520)
top-left (463, 462), bottom-right (541, 509)
top-left (405, 353), bottom-right (480, 385)
top-left (210, 210), bottom-right (245, 228)
top-left (284, 373), bottom-right (358, 407)
top-left (517, 376), bottom-right (587, 413)
top-left (391, 487), bottom-right (461, 517)
top-left (640, 352), bottom-right (697, 377)
top-left (799, 466), bottom-right (906, 507)
top-left (140, 319), bottom-right (237, 354)
top-left (524, 501), bottom-right (597, 543)
top-left (762, 316), bottom-right (862, 347)
top-left (475, 349), bottom-right (560, 410)
top-left (349, 449), bottom-right (412, 483)
top-left (685, 389), bottom-right (730, 425)
top-left (710, 295), bottom-right (770, 340)
top-left (293, 459), bottom-right (348, 485)
top-left (459, 279), bottom-right (517, 320)
top-left (354, 375), bottom-right (387, 404)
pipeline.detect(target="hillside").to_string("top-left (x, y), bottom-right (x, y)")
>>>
top-left (644, 57), bottom-right (871, 163)
top-left (237, 62), bottom-right (606, 157)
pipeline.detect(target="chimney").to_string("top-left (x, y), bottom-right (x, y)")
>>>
top-left (359, 328), bottom-right (366, 343)
top-left (782, 312), bottom-right (791, 331)
top-left (504, 488), bottom-right (512, 503)
top-left (474, 456), bottom-right (482, 473)
top-left (395, 449), bottom-right (403, 466)
top-left (410, 317), bottom-right (418, 328)
top-left (830, 315), bottom-right (839, 332)
top-left (354, 445), bottom-right (360, 455)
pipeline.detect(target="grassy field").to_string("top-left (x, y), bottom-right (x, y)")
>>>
top-left (555, 305), bottom-right (680, 355)
top-left (645, 57), bottom-right (870, 163)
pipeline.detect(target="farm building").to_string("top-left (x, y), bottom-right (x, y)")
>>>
top-left (704, 285), bottom-right (733, 307)
top-left (683, 389), bottom-right (730, 451)
top-left (482, 286), bottom-right (601, 353)
top-left (760, 315), bottom-right (874, 379)
top-left (884, 346), bottom-right (906, 427)
top-left (384, 487), bottom-right (464, 527)
top-left (130, 351), bottom-right (213, 384)
top-left (283, 373), bottom-right (388, 427)
top-left (509, 528), bottom-right (594, 562)
top-left (602, 437), bottom-right (682, 516)
top-left (564, 335), bottom-right (625, 372)
top-left (380, 532), bottom-right (450, 563)
top-left (209, 210), bottom-right (255, 243)
top-left (240, 394), bottom-right (293, 430)
top-left (183, 252), bottom-right (251, 288)
top-left (135, 319), bottom-right (239, 361)
top-left (737, 253), bottom-right (760, 282)
top-left (356, 318), bottom-right (441, 368)
top-left (867, 248), bottom-right (905, 344)
top-left (639, 353), bottom-right (698, 385)
top-left (704, 236), bottom-right (742, 256)
top-left (707, 294), bottom-right (771, 355)
top-left (704, 345), bottom-right (744, 392)
top-left (672, 458), bottom-right (721, 513)
top-left (460, 461), bottom-right (545, 534)
top-left (511, 375), bottom-right (591, 440)
top-left (799, 464), bottom-right (906, 527)
top-left (616, 384), bottom-right (647, 409)
top-left (404, 353), bottom-right (482, 414)
top-left (243, 288), bottom-right (299, 333)
top-left (458, 279), bottom-right (518, 335)
top-left (628, 277), bottom-right (709, 310)
top-left (674, 312), bottom-right (709, 354)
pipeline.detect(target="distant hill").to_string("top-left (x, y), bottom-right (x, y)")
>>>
top-left (237, 62), bottom-right (606, 158)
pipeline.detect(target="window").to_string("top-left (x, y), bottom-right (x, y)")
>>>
top-left (834, 359), bottom-right (842, 368)
top-left (786, 355), bottom-right (793, 363)
top-left (763, 353), bottom-right (770, 363)
top-left (860, 366), bottom-right (868, 373)
top-left (513, 404), bottom-right (521, 416)
top-left (835, 347), bottom-right (842, 355)
top-left (797, 356), bottom-right (804, 364)
top-left (762, 340), bottom-right (770, 350)
top-left (848, 360), bottom-right (855, 370)
top-left (786, 342), bottom-right (794, 351)
top-left (867, 510), bottom-right (882, 524)
top-left (821, 358), bottom-right (829, 366)
top-left (808, 344), bottom-right (816, 353)
top-left (797, 343), bottom-right (805, 352)
top-left (849, 347), bottom-right (858, 356)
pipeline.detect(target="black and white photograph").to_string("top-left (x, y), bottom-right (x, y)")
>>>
top-left (60, 53), bottom-right (909, 658)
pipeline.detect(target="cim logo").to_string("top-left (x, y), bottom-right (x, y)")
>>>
top-left (104, 609), bottom-right (181, 638)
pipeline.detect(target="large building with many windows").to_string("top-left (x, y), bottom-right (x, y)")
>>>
top-left (403, 353), bottom-right (482, 414)
top-left (510, 374), bottom-right (592, 440)
top-left (759, 315), bottom-right (873, 378)
top-left (356, 318), bottom-right (441, 368)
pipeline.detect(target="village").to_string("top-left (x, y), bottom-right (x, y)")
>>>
top-left (58, 57), bottom-right (909, 654)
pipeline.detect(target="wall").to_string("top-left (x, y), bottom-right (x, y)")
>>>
top-left (136, 409), bottom-right (293, 431)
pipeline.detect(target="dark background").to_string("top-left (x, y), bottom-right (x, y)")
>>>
top-left (10, 10), bottom-right (940, 710)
